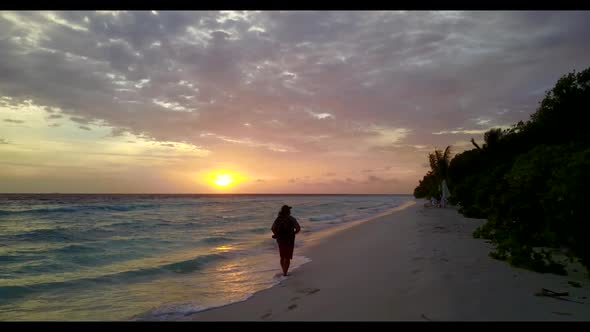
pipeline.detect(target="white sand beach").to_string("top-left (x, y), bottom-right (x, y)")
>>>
top-left (188, 201), bottom-right (590, 321)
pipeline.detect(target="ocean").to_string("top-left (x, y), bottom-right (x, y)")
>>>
top-left (0, 194), bottom-right (413, 320)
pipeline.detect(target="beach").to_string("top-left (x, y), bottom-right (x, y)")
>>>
top-left (188, 201), bottom-right (590, 321)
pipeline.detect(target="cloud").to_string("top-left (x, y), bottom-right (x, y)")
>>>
top-left (306, 109), bottom-right (334, 120)
top-left (43, 12), bottom-right (89, 32)
top-left (153, 98), bottom-right (194, 112)
top-left (364, 126), bottom-right (412, 146)
top-left (199, 132), bottom-right (294, 152)
top-left (2, 13), bottom-right (587, 151)
top-left (0, 138), bottom-right (10, 144)
top-left (1, 11), bottom-right (589, 193)
top-left (287, 177), bottom-right (311, 184)
top-left (3, 119), bottom-right (25, 123)
top-left (475, 118), bottom-right (491, 126)
top-left (432, 125), bottom-right (511, 135)
top-left (70, 117), bottom-right (91, 124)
top-left (432, 129), bottom-right (489, 135)
top-left (368, 175), bottom-right (380, 182)
top-left (78, 125), bottom-right (91, 131)
top-left (109, 127), bottom-right (129, 137)
top-left (365, 175), bottom-right (400, 185)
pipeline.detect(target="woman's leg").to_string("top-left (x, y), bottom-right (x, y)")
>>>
top-left (284, 258), bottom-right (291, 275)
top-left (281, 257), bottom-right (289, 276)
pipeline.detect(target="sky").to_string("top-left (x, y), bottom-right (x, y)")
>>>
top-left (1, 11), bottom-right (589, 194)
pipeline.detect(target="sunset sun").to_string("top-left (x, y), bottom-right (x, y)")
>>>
top-left (204, 170), bottom-right (246, 189)
top-left (213, 174), bottom-right (234, 187)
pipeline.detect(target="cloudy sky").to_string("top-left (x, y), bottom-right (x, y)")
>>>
top-left (1, 11), bottom-right (589, 193)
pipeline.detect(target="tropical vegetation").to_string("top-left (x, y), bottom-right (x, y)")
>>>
top-left (414, 67), bottom-right (590, 274)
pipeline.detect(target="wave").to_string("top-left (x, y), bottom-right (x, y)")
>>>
top-left (106, 221), bottom-right (145, 228)
top-left (132, 302), bottom-right (209, 320)
top-left (160, 254), bottom-right (226, 274)
top-left (7, 227), bottom-right (116, 243)
top-left (0, 253), bottom-right (228, 303)
top-left (357, 202), bottom-right (394, 210)
top-left (0, 285), bottom-right (35, 304)
top-left (246, 227), bottom-right (269, 234)
top-left (0, 203), bottom-right (162, 216)
top-left (308, 213), bottom-right (347, 222)
top-left (224, 226), bottom-right (269, 237)
top-left (53, 243), bottom-right (97, 253)
top-left (201, 236), bottom-right (234, 244)
top-left (0, 198), bottom-right (247, 217)
top-left (12, 228), bottom-right (73, 241)
top-left (220, 214), bottom-right (258, 222)
top-left (0, 254), bottom-right (47, 263)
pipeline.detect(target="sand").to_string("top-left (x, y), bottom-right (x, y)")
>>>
top-left (187, 200), bottom-right (590, 321)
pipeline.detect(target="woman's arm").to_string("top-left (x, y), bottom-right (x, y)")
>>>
top-left (271, 221), bottom-right (278, 235)
top-left (294, 219), bottom-right (301, 235)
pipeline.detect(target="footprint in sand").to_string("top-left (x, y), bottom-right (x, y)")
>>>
top-left (299, 287), bottom-right (321, 295)
top-left (260, 311), bottom-right (272, 319)
top-left (421, 313), bottom-right (432, 321)
top-left (288, 304), bottom-right (298, 310)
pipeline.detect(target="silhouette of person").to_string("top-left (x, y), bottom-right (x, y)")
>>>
top-left (271, 205), bottom-right (301, 276)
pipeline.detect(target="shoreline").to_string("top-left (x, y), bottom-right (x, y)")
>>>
top-left (187, 201), bottom-right (590, 321)
top-left (297, 199), bottom-right (417, 253)
top-left (133, 199), bottom-right (416, 320)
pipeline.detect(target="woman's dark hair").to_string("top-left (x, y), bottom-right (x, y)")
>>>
top-left (278, 205), bottom-right (291, 216)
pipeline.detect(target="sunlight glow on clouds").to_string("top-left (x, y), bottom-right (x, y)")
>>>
top-left (432, 125), bottom-right (512, 135)
top-left (43, 12), bottom-right (88, 32)
top-left (365, 126), bottom-right (412, 146)
top-left (1, 11), bottom-right (589, 193)
top-left (306, 109), bottom-right (334, 120)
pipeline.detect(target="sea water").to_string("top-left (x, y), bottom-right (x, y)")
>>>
top-left (0, 194), bottom-right (412, 320)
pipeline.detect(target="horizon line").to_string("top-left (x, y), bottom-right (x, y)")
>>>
top-left (0, 192), bottom-right (413, 196)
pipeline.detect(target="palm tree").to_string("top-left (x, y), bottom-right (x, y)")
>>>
top-left (470, 138), bottom-right (481, 150)
top-left (470, 128), bottom-right (504, 151)
top-left (429, 145), bottom-right (452, 182)
top-left (428, 145), bottom-right (452, 205)
top-left (483, 128), bottom-right (504, 150)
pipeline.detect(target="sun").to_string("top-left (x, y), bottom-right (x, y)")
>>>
top-left (213, 174), bottom-right (234, 187)
top-left (202, 170), bottom-right (246, 190)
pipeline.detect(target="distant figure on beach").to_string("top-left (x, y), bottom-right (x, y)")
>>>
top-left (271, 205), bottom-right (301, 276)
top-left (440, 179), bottom-right (450, 208)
